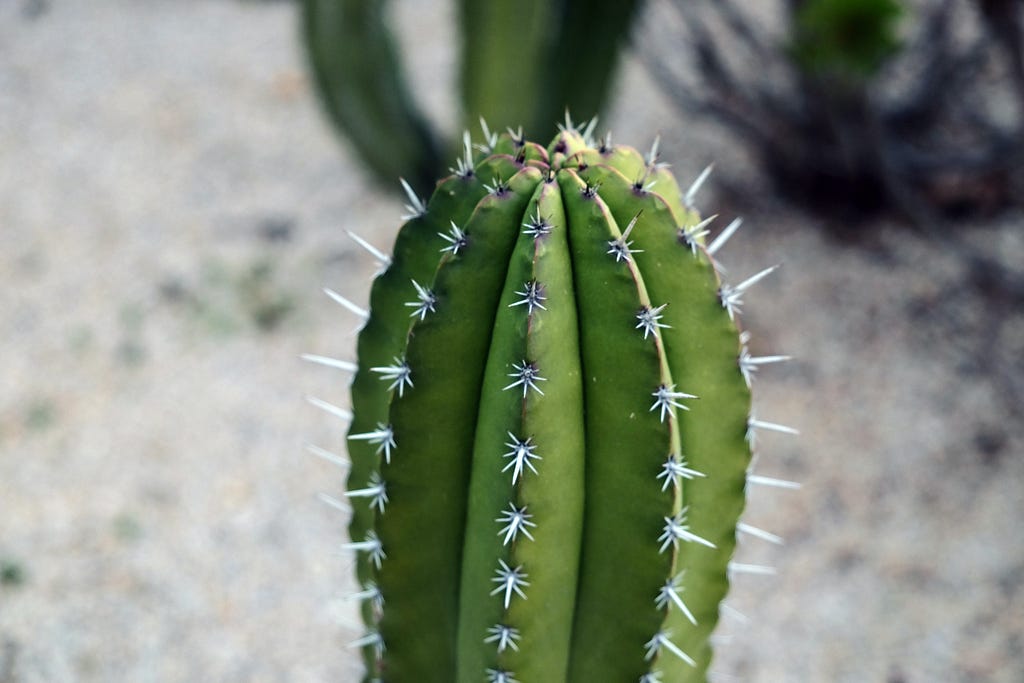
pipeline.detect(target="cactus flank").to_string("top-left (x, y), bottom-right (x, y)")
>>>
top-left (307, 119), bottom-right (797, 683)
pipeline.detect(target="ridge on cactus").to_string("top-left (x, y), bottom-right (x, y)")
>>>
top-left (307, 117), bottom-right (797, 683)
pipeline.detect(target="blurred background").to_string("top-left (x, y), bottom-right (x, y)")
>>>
top-left (1, 1), bottom-right (1022, 681)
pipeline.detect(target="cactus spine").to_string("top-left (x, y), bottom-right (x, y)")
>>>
top-left (313, 121), bottom-right (794, 682)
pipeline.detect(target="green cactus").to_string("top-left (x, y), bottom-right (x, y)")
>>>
top-left (308, 121), bottom-right (795, 682)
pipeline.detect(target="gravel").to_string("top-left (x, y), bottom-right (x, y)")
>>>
top-left (1, 1), bottom-right (1021, 681)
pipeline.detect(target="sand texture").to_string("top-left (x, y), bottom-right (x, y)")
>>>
top-left (1, 1), bottom-right (1022, 682)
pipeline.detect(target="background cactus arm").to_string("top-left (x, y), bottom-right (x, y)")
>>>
top-left (535, 0), bottom-right (644, 135)
top-left (373, 167), bottom-right (542, 681)
top-left (301, 0), bottom-right (442, 194)
top-left (458, 1), bottom-right (553, 137)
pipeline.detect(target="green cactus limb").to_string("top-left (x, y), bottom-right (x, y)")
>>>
top-left (535, 0), bottom-right (644, 134)
top-left (323, 127), bottom-right (792, 683)
top-left (459, 1), bottom-right (553, 136)
top-left (459, 1), bottom-right (643, 138)
top-left (301, 0), bottom-right (442, 195)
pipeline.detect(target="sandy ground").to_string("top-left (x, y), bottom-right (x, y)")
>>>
top-left (1, 1), bottom-right (1022, 682)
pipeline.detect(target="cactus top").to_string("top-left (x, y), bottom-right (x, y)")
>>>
top-left (339, 124), bottom-right (770, 683)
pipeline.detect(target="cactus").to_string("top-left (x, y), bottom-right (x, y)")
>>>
top-left (307, 120), bottom-right (796, 682)
top-left (300, 0), bottom-right (642, 195)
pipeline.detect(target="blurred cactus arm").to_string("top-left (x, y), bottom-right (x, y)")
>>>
top-left (458, 0), bottom-right (554, 137)
top-left (301, 0), bottom-right (442, 195)
top-left (459, 0), bottom-right (644, 140)
top-left (535, 0), bottom-right (644, 137)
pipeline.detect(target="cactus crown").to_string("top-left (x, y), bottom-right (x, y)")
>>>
top-left (311, 120), bottom-right (794, 683)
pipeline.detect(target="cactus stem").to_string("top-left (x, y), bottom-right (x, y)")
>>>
top-left (737, 522), bottom-right (784, 545)
top-left (345, 531), bottom-right (386, 569)
top-left (607, 212), bottom-right (644, 262)
top-left (346, 230), bottom-right (392, 269)
top-left (490, 559), bottom-right (530, 609)
top-left (706, 217), bottom-right (743, 256)
top-left (439, 221), bottom-right (469, 255)
top-left (635, 304), bottom-right (670, 339)
top-left (324, 288), bottom-right (369, 320)
top-left (650, 384), bottom-right (698, 421)
top-left (496, 502), bottom-right (536, 545)
top-left (522, 209), bottom-right (553, 238)
top-left (501, 433), bottom-right (542, 484)
top-left (728, 562), bottom-right (777, 576)
top-left (484, 624), bottom-right (522, 653)
top-left (656, 454), bottom-right (705, 492)
top-left (655, 573), bottom-right (698, 625)
top-left (306, 396), bottom-right (353, 422)
top-left (746, 474), bottom-right (801, 490)
top-left (509, 280), bottom-right (548, 314)
top-left (346, 472), bottom-right (389, 513)
top-left (745, 416), bottom-right (799, 446)
top-left (347, 423), bottom-right (396, 463)
top-left (300, 354), bottom-right (358, 373)
top-left (332, 132), bottom-right (780, 679)
top-left (684, 164), bottom-right (714, 208)
top-left (369, 357), bottom-right (413, 397)
top-left (306, 444), bottom-right (349, 469)
top-left (318, 492), bottom-right (351, 514)
top-left (405, 279), bottom-right (437, 320)
top-left (399, 178), bottom-right (427, 220)
top-left (644, 631), bottom-right (697, 668)
top-left (503, 361), bottom-right (547, 397)
top-left (678, 214), bottom-right (717, 254)
top-left (485, 668), bottom-right (519, 683)
top-left (659, 511), bottom-right (717, 552)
